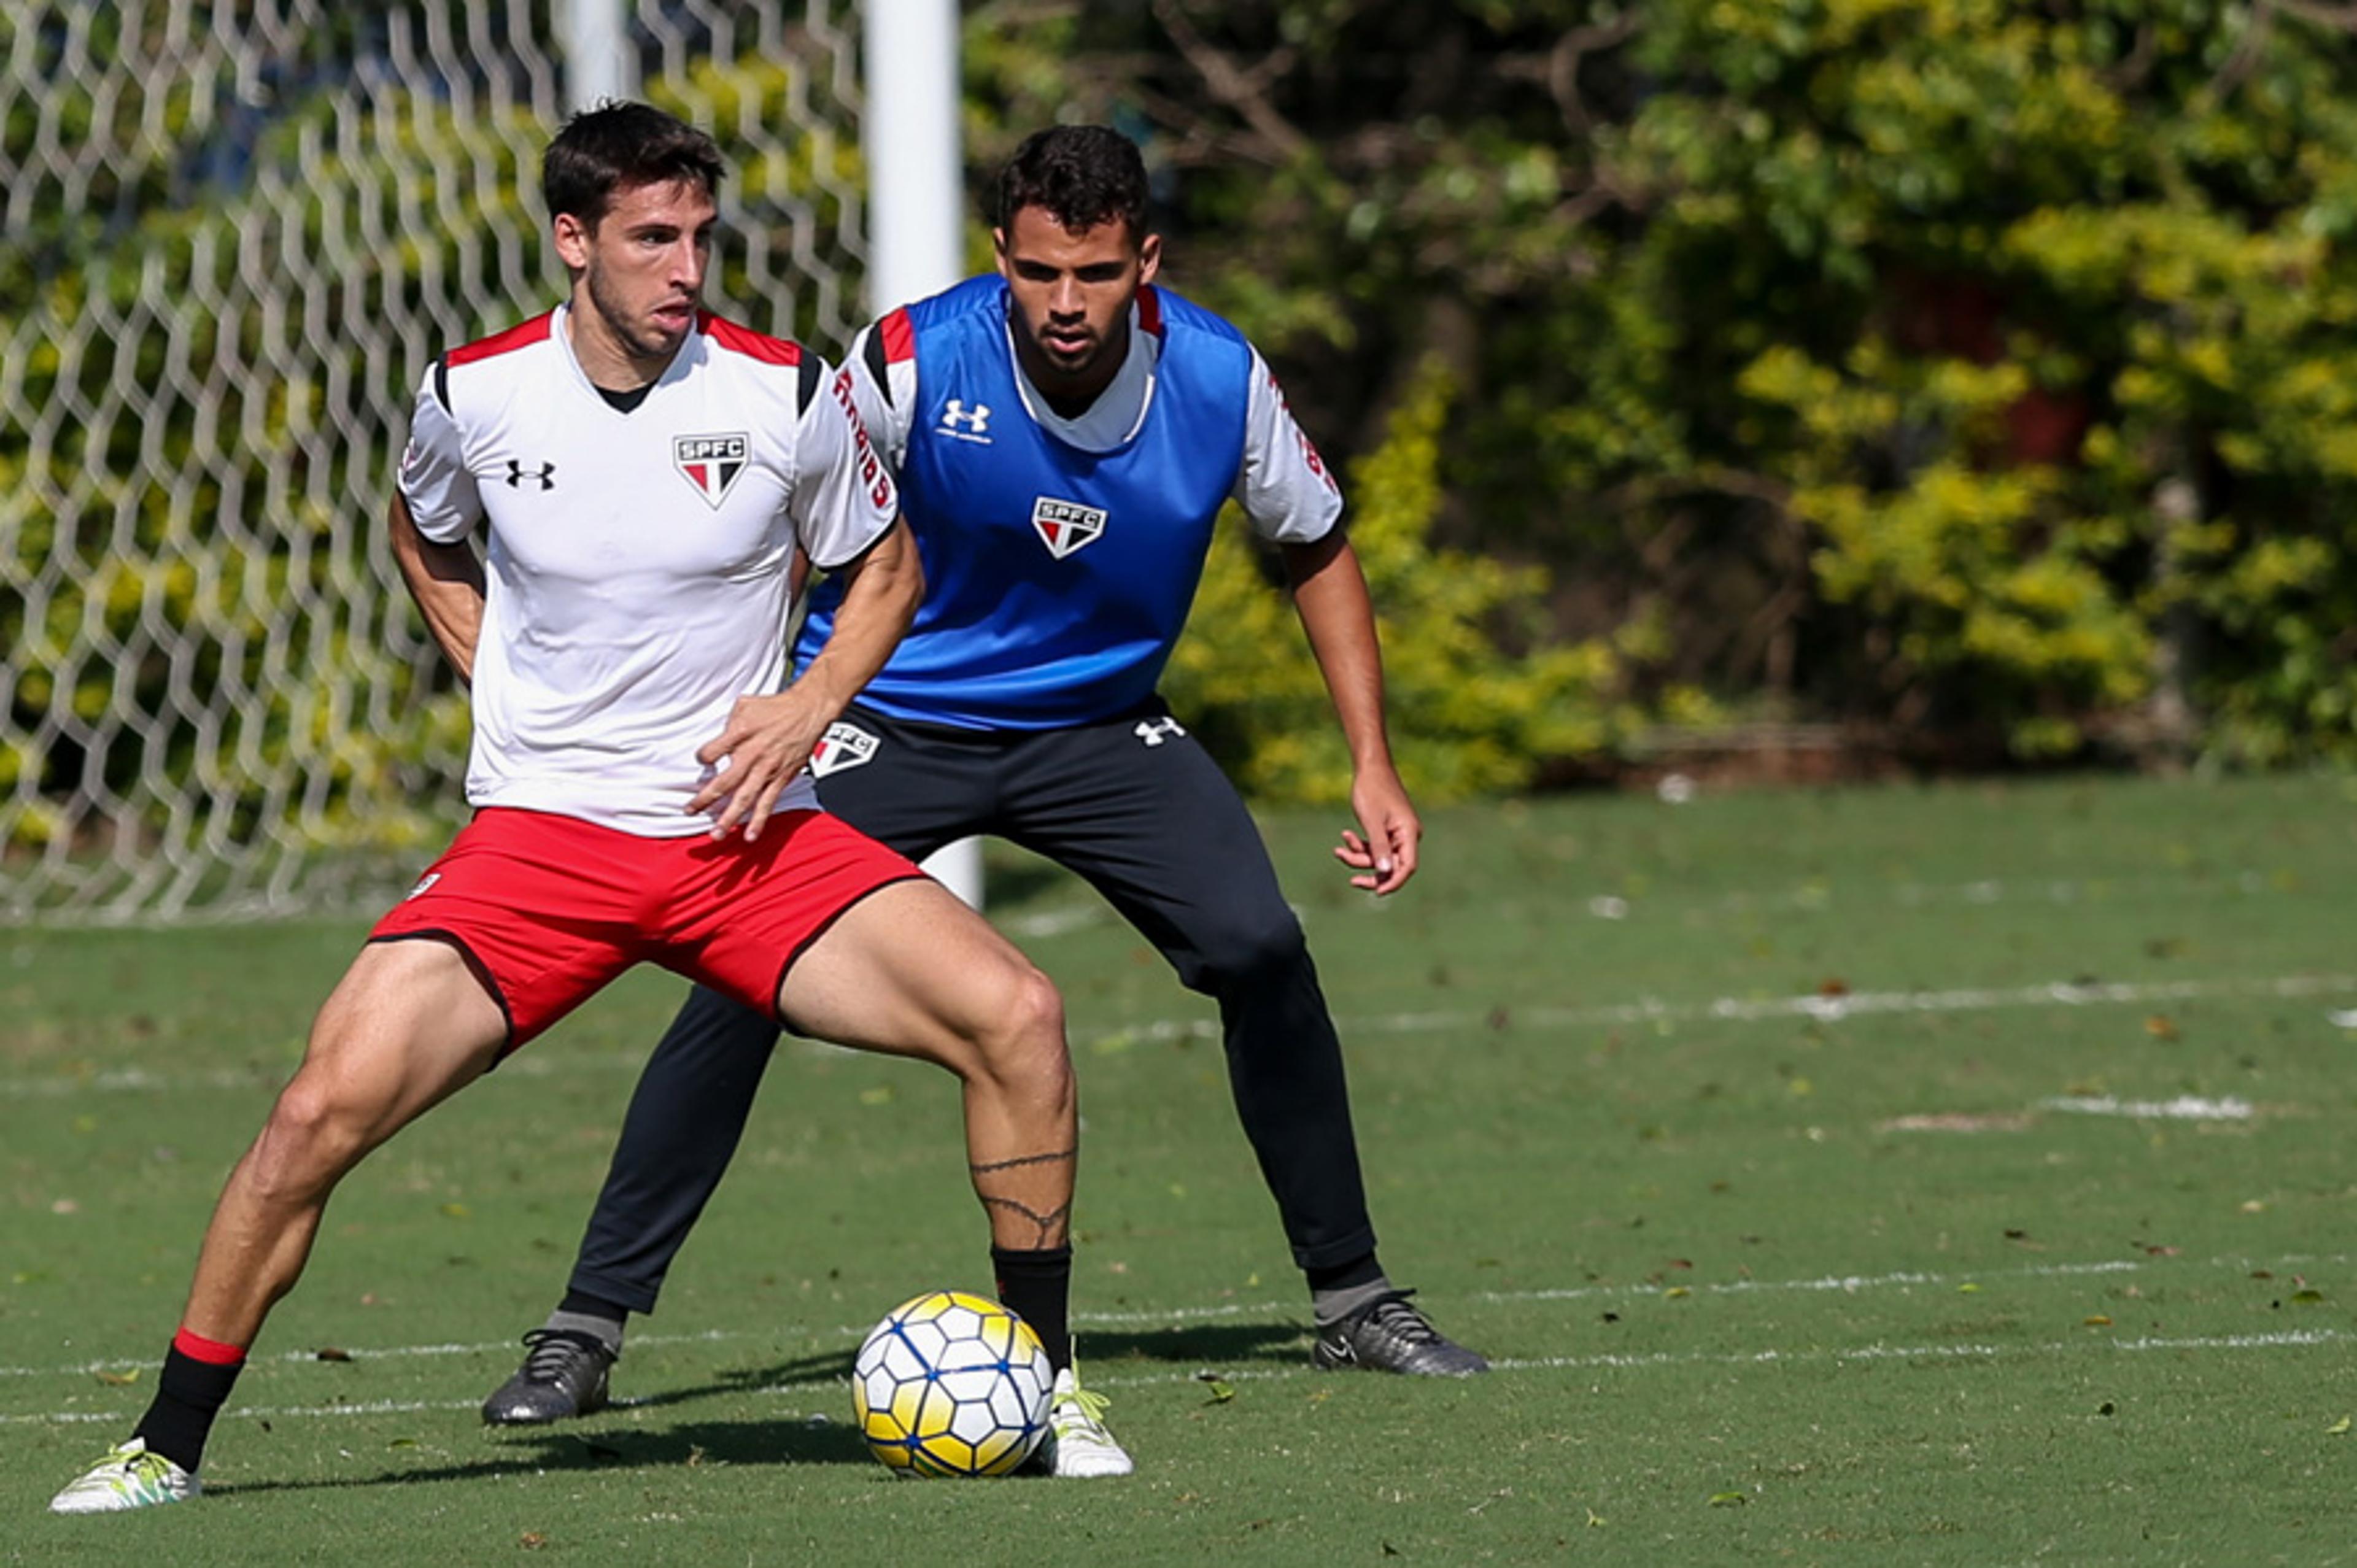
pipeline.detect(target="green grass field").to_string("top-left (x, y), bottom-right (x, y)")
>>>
top-left (6, 773), bottom-right (2357, 1564)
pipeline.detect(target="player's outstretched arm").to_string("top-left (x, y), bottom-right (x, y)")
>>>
top-left (691, 518), bottom-right (923, 839)
top-left (387, 490), bottom-right (486, 684)
top-left (1282, 530), bottom-right (1422, 895)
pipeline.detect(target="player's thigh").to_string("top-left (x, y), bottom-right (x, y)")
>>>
top-left (1002, 719), bottom-right (1294, 956)
top-left (811, 706), bottom-right (997, 860)
top-left (776, 878), bottom-right (1055, 1068)
top-left (290, 937), bottom-right (510, 1142)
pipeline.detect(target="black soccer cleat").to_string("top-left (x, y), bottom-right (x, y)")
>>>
top-left (481, 1329), bottom-right (616, 1425)
top-left (1312, 1291), bottom-right (1490, 1377)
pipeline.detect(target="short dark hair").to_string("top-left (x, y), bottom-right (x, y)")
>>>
top-left (996, 125), bottom-right (1149, 241)
top-left (543, 100), bottom-right (726, 226)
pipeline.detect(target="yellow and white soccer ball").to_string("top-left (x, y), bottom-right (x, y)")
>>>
top-left (851, 1289), bottom-right (1055, 1478)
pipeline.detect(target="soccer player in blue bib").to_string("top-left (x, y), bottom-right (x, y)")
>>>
top-left (484, 125), bottom-right (1488, 1462)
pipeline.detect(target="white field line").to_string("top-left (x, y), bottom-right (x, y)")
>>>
top-left (892, 867), bottom-right (2310, 937)
top-left (7, 1329), bottom-right (2348, 1431)
top-left (1464, 1259), bottom-right (2148, 1305)
top-left (0, 1301), bottom-right (1283, 1384)
top-left (1600, 868), bottom-right (2301, 921)
top-left (6, 971), bottom-right (2353, 1102)
top-left (1479, 1327), bottom-right (2351, 1375)
top-left (1357, 973), bottom-right (2357, 1035)
top-left (4, 1251), bottom-right (2343, 1391)
top-left (1002, 906), bottom-right (1105, 938)
top-left (2040, 1094), bottom-right (2254, 1121)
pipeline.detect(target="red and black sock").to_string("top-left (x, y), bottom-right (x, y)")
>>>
top-left (132, 1329), bottom-right (247, 1473)
top-left (991, 1244), bottom-right (1074, 1373)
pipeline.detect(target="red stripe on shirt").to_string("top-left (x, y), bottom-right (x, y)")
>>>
top-left (445, 312), bottom-right (555, 366)
top-left (878, 307), bottom-right (915, 363)
top-left (701, 313), bottom-right (805, 366)
top-left (1136, 285), bottom-right (1164, 340)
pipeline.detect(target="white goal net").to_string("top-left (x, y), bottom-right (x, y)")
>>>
top-left (1, 1), bottom-right (869, 923)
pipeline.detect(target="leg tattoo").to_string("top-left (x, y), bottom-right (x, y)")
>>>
top-left (970, 1147), bottom-right (1075, 1248)
top-left (969, 1149), bottom-right (1078, 1176)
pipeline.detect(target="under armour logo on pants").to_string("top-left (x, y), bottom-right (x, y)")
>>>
top-left (1134, 717), bottom-right (1186, 747)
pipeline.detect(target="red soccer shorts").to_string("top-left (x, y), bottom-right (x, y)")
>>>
top-left (368, 806), bottom-right (924, 1049)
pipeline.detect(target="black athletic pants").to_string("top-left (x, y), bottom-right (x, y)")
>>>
top-left (567, 700), bottom-right (1379, 1313)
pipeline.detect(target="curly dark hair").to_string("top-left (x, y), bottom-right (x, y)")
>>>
top-left (543, 100), bottom-right (726, 226)
top-left (996, 125), bottom-right (1149, 240)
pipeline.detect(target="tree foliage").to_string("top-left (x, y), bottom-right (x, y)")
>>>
top-left (972, 0), bottom-right (2357, 768)
top-left (1165, 358), bottom-right (1651, 803)
top-left (16, 0), bottom-right (2357, 887)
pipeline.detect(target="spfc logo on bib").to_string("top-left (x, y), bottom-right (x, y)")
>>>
top-left (1032, 498), bottom-right (1107, 559)
top-left (809, 721), bottom-right (879, 778)
top-left (674, 433), bottom-right (751, 509)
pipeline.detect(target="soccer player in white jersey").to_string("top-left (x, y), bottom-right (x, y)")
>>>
top-left (49, 102), bottom-right (1107, 1515)
top-left (476, 123), bottom-right (1486, 1450)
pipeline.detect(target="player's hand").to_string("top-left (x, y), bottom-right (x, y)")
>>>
top-left (689, 691), bottom-right (828, 841)
top-left (1335, 765), bottom-right (1421, 895)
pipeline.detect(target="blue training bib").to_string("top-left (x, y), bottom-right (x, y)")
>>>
top-left (797, 277), bottom-right (1251, 730)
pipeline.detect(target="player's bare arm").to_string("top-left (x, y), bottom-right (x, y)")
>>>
top-left (1283, 530), bottom-right (1421, 895)
top-left (387, 490), bottom-right (486, 684)
top-left (689, 517), bottom-right (923, 838)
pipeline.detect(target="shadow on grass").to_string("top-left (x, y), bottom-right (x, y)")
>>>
top-left (212, 1318), bottom-right (1309, 1496)
top-left (215, 1414), bottom-right (878, 1496)
top-left (606, 1318), bottom-right (1311, 1418)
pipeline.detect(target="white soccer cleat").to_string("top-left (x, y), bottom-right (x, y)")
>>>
top-left (1038, 1367), bottom-right (1133, 1478)
top-left (48, 1437), bottom-right (201, 1514)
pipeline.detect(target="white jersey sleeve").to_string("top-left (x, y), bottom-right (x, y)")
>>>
top-left (790, 360), bottom-right (902, 570)
top-left (842, 320), bottom-right (918, 469)
top-left (397, 368), bottom-right (481, 543)
top-left (1234, 346), bottom-right (1344, 545)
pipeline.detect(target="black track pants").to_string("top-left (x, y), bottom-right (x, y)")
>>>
top-left (566, 701), bottom-right (1377, 1313)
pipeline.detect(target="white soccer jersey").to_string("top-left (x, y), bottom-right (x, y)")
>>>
top-left (845, 298), bottom-right (1342, 544)
top-left (398, 305), bottom-right (897, 836)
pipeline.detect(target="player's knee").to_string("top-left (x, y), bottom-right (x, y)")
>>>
top-left (973, 964), bottom-right (1071, 1099)
top-left (247, 1079), bottom-right (369, 1201)
top-left (1197, 911), bottom-right (1310, 995)
top-left (1002, 964), bottom-right (1068, 1064)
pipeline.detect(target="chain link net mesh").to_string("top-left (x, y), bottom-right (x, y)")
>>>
top-left (1, 1), bottom-right (869, 924)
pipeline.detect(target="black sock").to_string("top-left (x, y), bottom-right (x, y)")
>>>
top-left (133, 1343), bottom-right (246, 1473)
top-left (557, 1288), bottom-right (629, 1327)
top-left (991, 1244), bottom-right (1074, 1373)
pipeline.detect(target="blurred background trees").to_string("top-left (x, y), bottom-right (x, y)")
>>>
top-left (10, 1), bottom-right (2357, 892)
top-left (971, 0), bottom-right (2357, 792)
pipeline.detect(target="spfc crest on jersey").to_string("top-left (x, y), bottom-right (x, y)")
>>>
top-left (808, 720), bottom-right (879, 778)
top-left (1032, 497), bottom-right (1107, 559)
top-left (674, 432), bottom-right (751, 509)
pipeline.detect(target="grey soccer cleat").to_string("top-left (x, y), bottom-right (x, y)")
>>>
top-left (481, 1328), bottom-right (616, 1425)
top-left (1312, 1291), bottom-right (1490, 1377)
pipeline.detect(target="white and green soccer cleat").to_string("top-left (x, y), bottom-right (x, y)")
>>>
top-left (1037, 1367), bottom-right (1133, 1478)
top-left (48, 1437), bottom-right (201, 1515)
